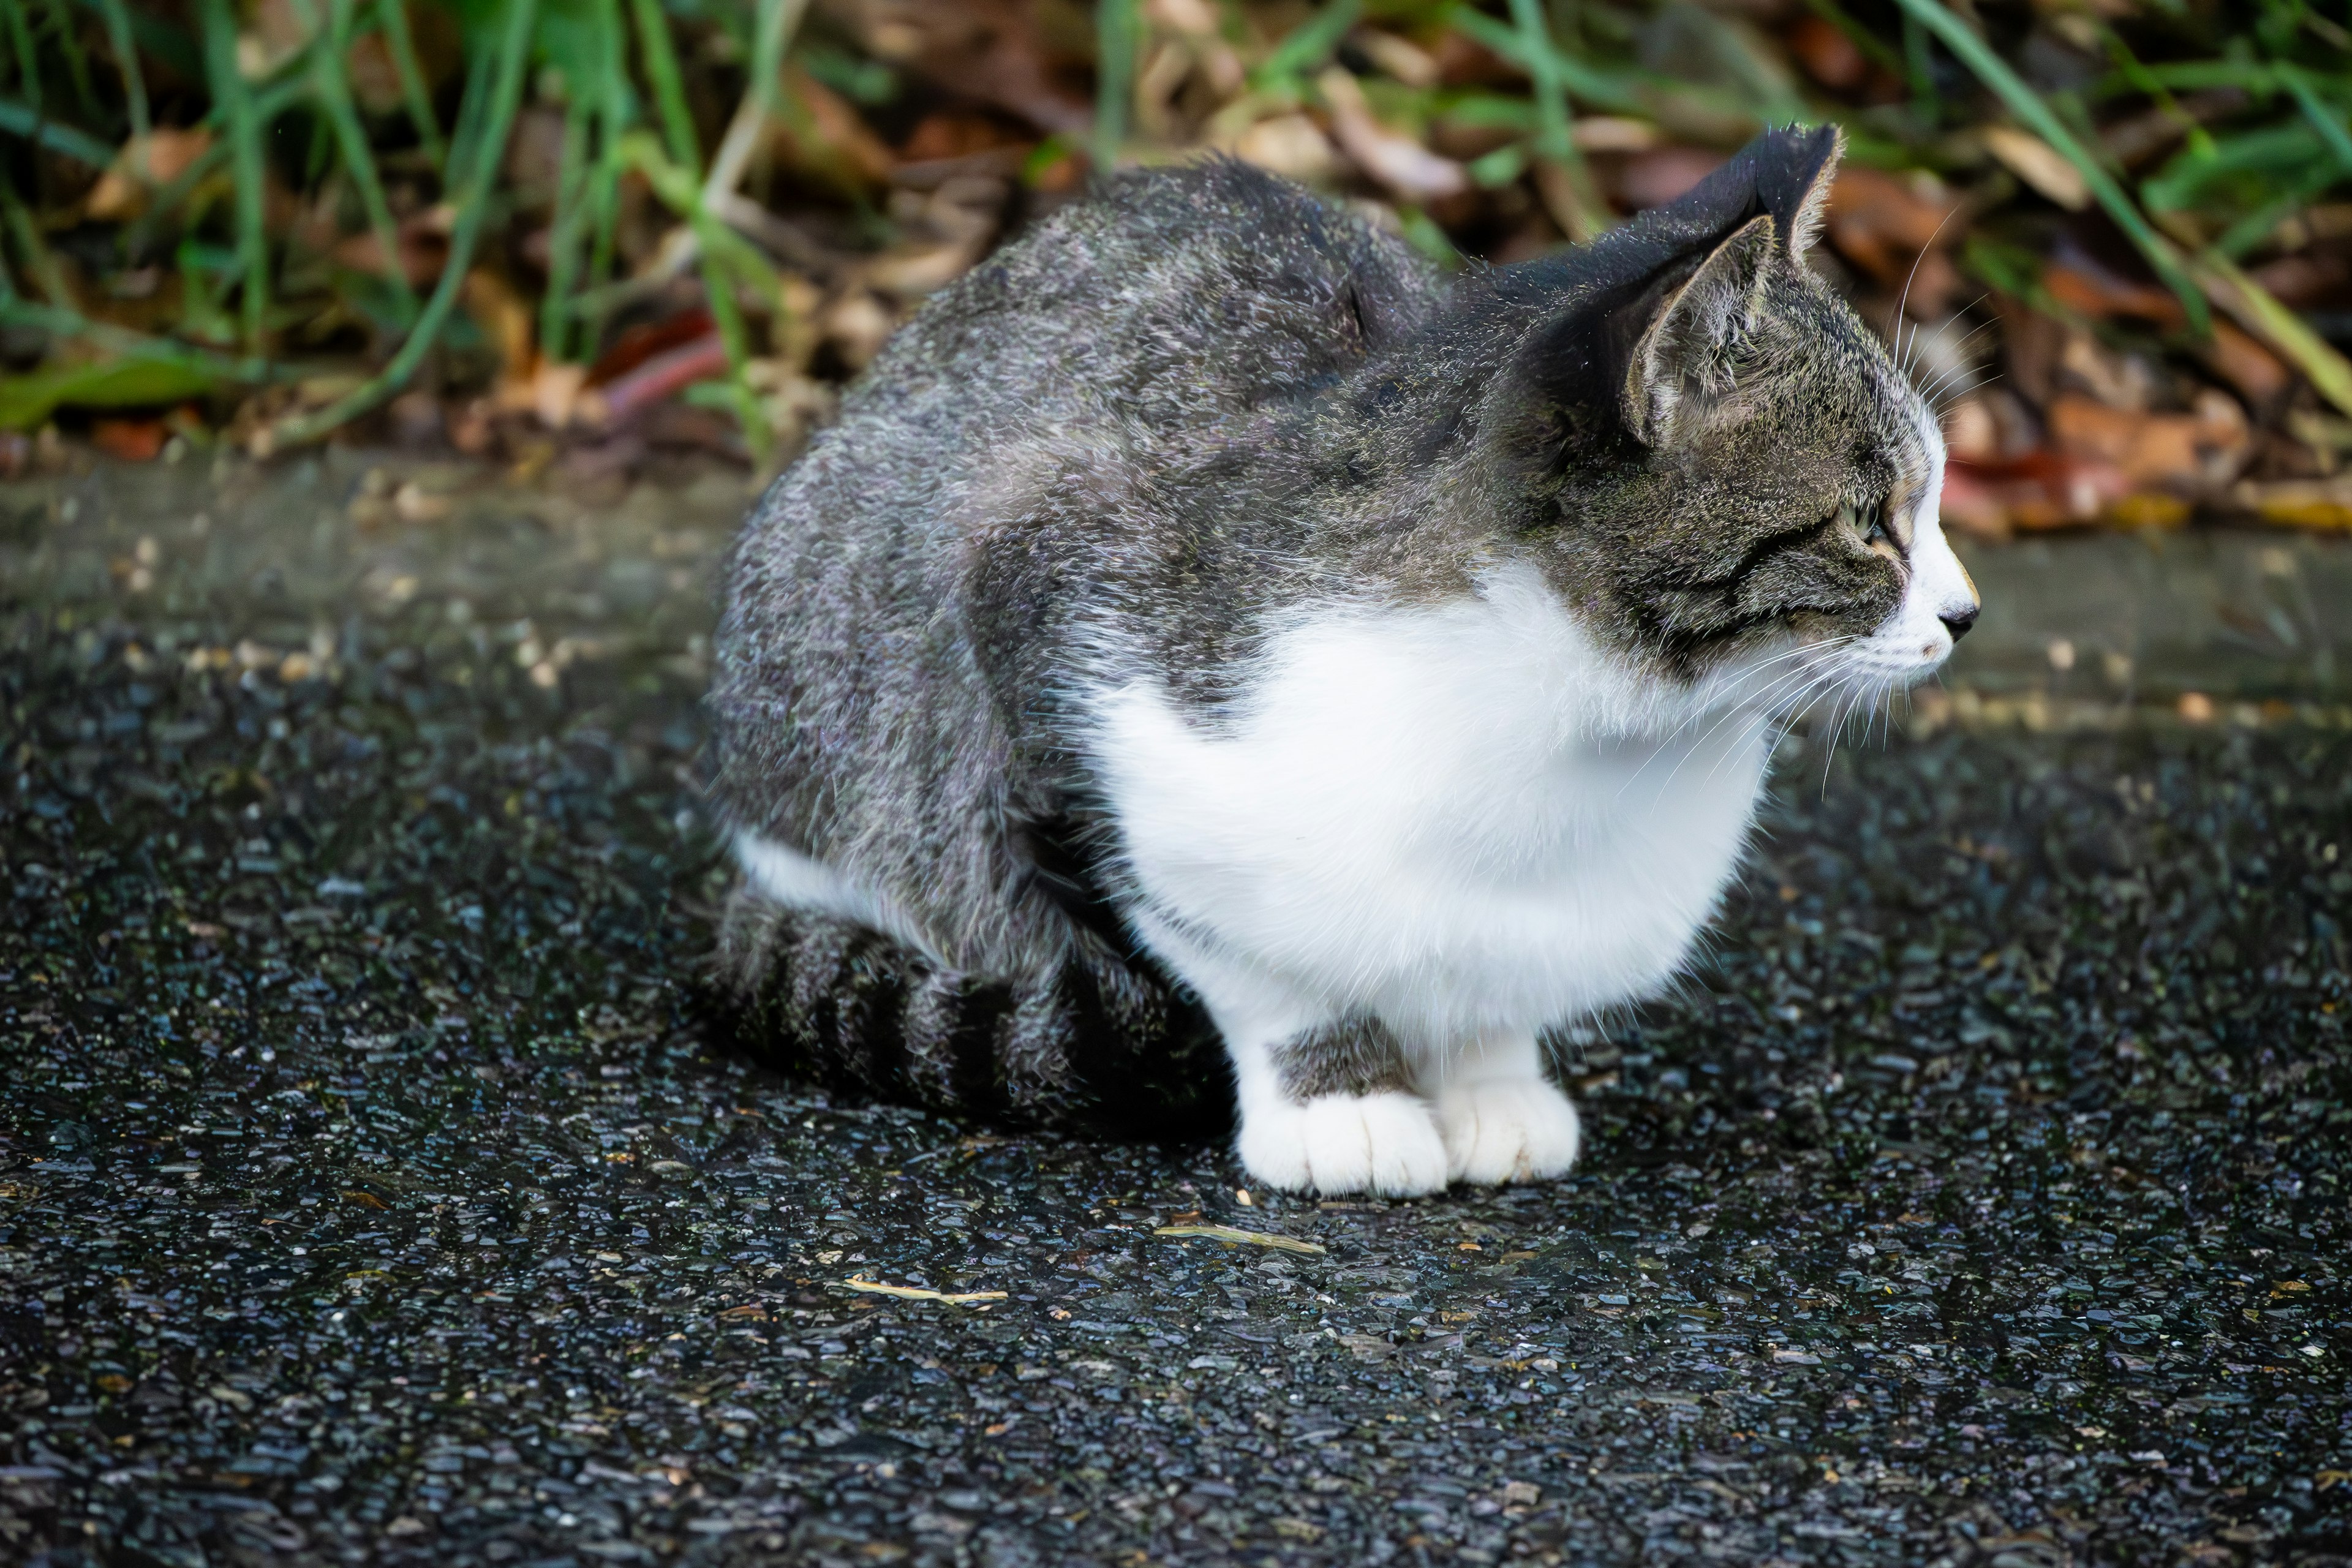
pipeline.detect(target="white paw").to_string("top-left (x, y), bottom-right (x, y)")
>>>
top-left (1434, 1078), bottom-right (1582, 1185)
top-left (1236, 1091), bottom-right (1450, 1197)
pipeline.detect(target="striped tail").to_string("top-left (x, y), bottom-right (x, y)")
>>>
top-left (708, 889), bottom-right (1232, 1137)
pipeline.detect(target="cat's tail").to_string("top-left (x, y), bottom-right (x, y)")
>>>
top-left (707, 889), bottom-right (1231, 1136)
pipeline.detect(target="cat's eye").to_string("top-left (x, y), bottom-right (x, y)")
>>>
top-left (1839, 498), bottom-right (1899, 556)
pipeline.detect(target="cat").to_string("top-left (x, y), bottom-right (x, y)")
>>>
top-left (704, 124), bottom-right (1979, 1196)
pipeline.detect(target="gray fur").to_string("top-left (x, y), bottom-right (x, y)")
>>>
top-left (1268, 1017), bottom-right (1417, 1101)
top-left (706, 127), bottom-right (1928, 1126)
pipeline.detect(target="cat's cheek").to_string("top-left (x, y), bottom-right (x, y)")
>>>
top-left (1852, 511), bottom-right (1976, 681)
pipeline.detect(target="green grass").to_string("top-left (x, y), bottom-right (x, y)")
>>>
top-left (1, 0), bottom-right (2350, 445)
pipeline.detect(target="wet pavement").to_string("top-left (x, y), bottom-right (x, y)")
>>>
top-left (2, 451), bottom-right (2348, 1567)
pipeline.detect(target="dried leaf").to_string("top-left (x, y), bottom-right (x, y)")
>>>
top-left (2048, 391), bottom-right (2249, 488)
top-left (85, 130), bottom-right (216, 222)
top-left (1227, 113), bottom-right (1343, 184)
top-left (1981, 126), bottom-right (2089, 211)
top-left (1317, 69), bottom-right (1468, 203)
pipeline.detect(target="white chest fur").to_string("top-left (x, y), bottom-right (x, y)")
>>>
top-left (1088, 566), bottom-right (1776, 1053)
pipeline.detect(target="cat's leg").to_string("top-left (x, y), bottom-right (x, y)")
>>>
top-left (1423, 1033), bottom-right (1583, 1186)
top-left (1233, 1016), bottom-right (1450, 1197)
top-left (1139, 920), bottom-right (1446, 1195)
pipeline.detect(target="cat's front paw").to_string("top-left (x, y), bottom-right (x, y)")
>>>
top-left (1434, 1079), bottom-right (1582, 1185)
top-left (1236, 1091), bottom-right (1449, 1197)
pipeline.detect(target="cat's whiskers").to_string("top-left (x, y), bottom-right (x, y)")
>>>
top-left (1702, 654), bottom-right (1856, 790)
top-left (1888, 211), bottom-right (1958, 382)
top-left (1611, 636), bottom-right (1853, 802)
top-left (1912, 315), bottom-right (1999, 407)
top-left (1812, 670), bottom-right (1874, 797)
top-left (1646, 638), bottom-right (1862, 799)
top-left (1917, 347), bottom-right (1998, 415)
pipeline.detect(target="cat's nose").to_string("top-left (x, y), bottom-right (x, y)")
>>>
top-left (1939, 605), bottom-right (1979, 642)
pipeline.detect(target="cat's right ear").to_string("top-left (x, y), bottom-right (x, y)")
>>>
top-left (1619, 214), bottom-right (1777, 448)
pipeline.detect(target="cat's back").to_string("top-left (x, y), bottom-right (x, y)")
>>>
top-left (848, 157), bottom-right (1444, 445)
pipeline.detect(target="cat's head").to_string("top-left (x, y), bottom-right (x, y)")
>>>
top-left (1472, 126), bottom-right (1978, 709)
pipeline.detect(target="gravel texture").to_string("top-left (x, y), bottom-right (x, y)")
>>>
top-left (2, 454), bottom-right (2349, 1567)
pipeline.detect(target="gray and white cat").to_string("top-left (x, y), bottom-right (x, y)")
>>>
top-left (706, 126), bottom-right (1978, 1196)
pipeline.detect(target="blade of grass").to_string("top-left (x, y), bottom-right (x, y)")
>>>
top-left (116, 4), bottom-right (198, 78)
top-left (2193, 250), bottom-right (2352, 419)
top-left (703, 0), bottom-right (809, 202)
top-left (372, 0), bottom-right (444, 168)
top-left (629, 0), bottom-right (699, 171)
top-left (1445, 2), bottom-right (1639, 113)
top-left (42, 0), bottom-right (98, 130)
top-left (2281, 63), bottom-right (2352, 172)
top-left (1508, 0), bottom-right (1606, 241)
top-left (2, 0), bottom-right (42, 115)
top-left (1254, 0), bottom-right (1360, 95)
top-left (617, 128), bottom-right (778, 464)
top-left (263, 0), bottom-right (541, 451)
top-left (624, 1), bottom-right (774, 462)
top-left (199, 0), bottom-right (271, 351)
top-left (2095, 26), bottom-right (2214, 167)
top-left (1901, 12), bottom-right (1936, 129)
top-left (0, 295), bottom-right (285, 383)
top-left (1885, 0), bottom-right (2207, 332)
top-left (440, 46), bottom-right (497, 197)
top-left (298, 0), bottom-right (419, 321)
top-left (0, 166), bottom-right (72, 302)
top-left (1094, 0), bottom-right (1136, 168)
top-left (574, 0), bottom-right (632, 356)
top-left (538, 95), bottom-right (590, 361)
top-left (121, 71), bottom-right (308, 255)
top-left (89, 0), bottom-right (146, 138)
top-left (2212, 162), bottom-right (2340, 259)
top-left (0, 94), bottom-right (113, 164)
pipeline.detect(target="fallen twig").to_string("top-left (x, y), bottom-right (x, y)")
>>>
top-left (840, 1276), bottom-right (1008, 1304)
top-left (1153, 1224), bottom-right (1327, 1256)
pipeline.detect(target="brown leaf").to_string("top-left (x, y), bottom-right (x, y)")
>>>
top-left (461, 268), bottom-right (535, 382)
top-left (1981, 126), bottom-right (2089, 211)
top-left (1823, 166), bottom-right (1961, 314)
top-left (85, 129), bottom-right (216, 222)
top-left (587, 307), bottom-right (717, 387)
top-left (1787, 15), bottom-right (1866, 90)
top-left (589, 333), bottom-right (730, 426)
top-left (823, 0), bottom-right (1091, 135)
top-left (2043, 255), bottom-right (2185, 326)
top-left (2048, 391), bottom-right (2249, 488)
top-left (1317, 69), bottom-right (1466, 203)
top-left (1227, 113), bottom-right (1341, 186)
top-left (2198, 322), bottom-right (2292, 406)
top-left (1613, 147), bottom-right (1724, 212)
top-left (91, 418), bottom-right (166, 463)
top-left (897, 108), bottom-right (1027, 165)
top-left (772, 67), bottom-right (900, 192)
top-left (331, 209), bottom-right (451, 288)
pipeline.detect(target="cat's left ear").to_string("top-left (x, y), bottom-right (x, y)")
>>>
top-left (1620, 214), bottom-right (1777, 447)
top-left (1778, 123), bottom-right (1844, 262)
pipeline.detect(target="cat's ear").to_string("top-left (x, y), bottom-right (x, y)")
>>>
top-left (1620, 214), bottom-right (1777, 447)
top-left (1781, 124), bottom-right (1842, 262)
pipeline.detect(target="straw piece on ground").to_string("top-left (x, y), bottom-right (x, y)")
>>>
top-left (1153, 1224), bottom-right (1327, 1255)
top-left (840, 1276), bottom-right (1008, 1303)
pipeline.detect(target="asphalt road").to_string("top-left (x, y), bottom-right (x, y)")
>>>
top-left (2, 452), bottom-right (2348, 1567)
